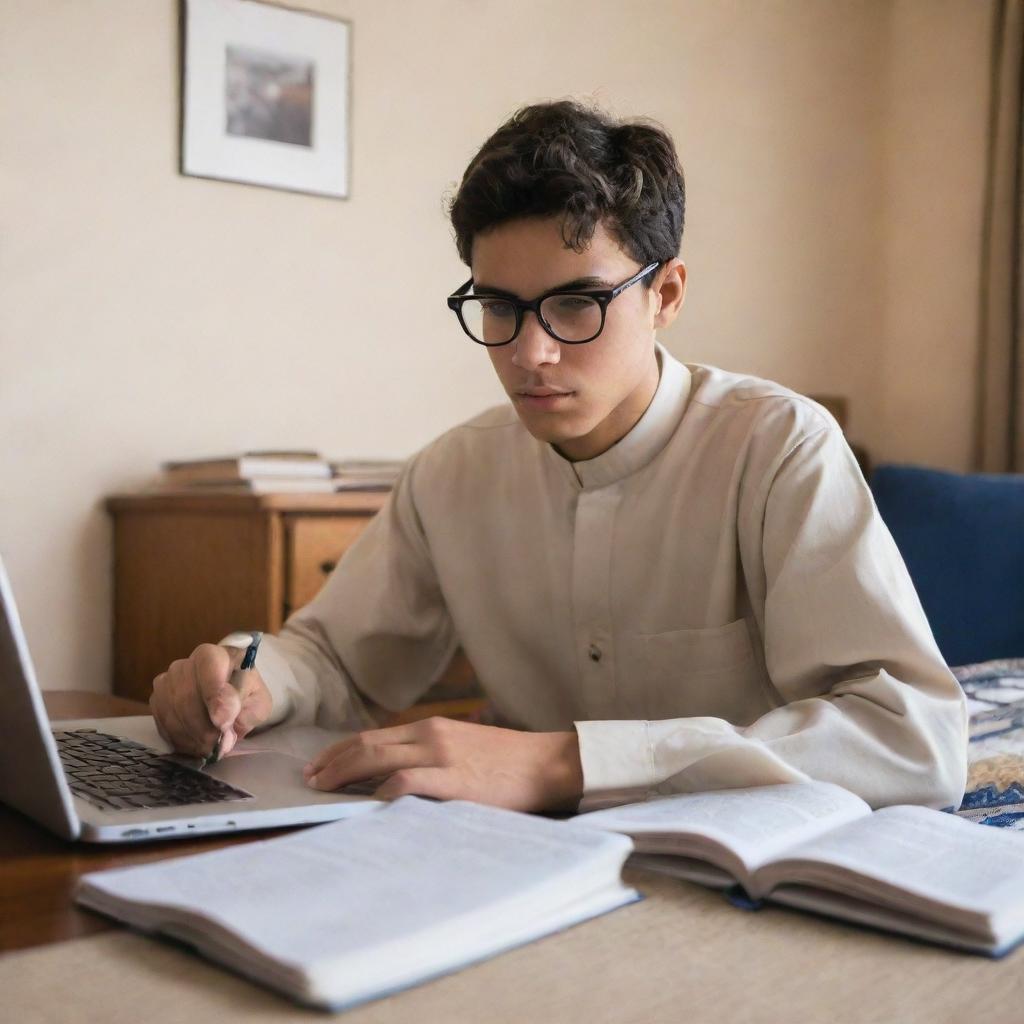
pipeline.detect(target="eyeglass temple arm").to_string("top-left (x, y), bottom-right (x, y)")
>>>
top-left (609, 261), bottom-right (662, 298)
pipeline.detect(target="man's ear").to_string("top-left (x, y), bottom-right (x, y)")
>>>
top-left (652, 259), bottom-right (686, 330)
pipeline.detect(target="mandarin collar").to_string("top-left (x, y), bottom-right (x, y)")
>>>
top-left (545, 342), bottom-right (691, 490)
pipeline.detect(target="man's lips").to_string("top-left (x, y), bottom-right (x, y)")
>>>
top-left (514, 387), bottom-right (576, 410)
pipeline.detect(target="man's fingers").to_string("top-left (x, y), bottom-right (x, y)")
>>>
top-left (191, 644), bottom-right (235, 704)
top-left (194, 645), bottom-right (252, 731)
top-left (304, 721), bottom-right (434, 776)
top-left (151, 697), bottom-right (174, 748)
top-left (306, 741), bottom-right (430, 792)
top-left (168, 666), bottom-right (220, 754)
top-left (216, 725), bottom-right (238, 757)
top-left (305, 738), bottom-right (346, 777)
top-left (205, 682), bottom-right (244, 730)
top-left (374, 767), bottom-right (459, 802)
top-left (192, 647), bottom-right (242, 730)
top-left (208, 670), bottom-right (270, 738)
top-left (234, 683), bottom-right (272, 737)
top-left (304, 732), bottom-right (402, 777)
top-left (159, 694), bottom-right (200, 756)
top-left (149, 644), bottom-right (273, 760)
top-left (305, 735), bottom-right (364, 776)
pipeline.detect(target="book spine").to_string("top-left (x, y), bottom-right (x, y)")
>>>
top-left (725, 885), bottom-right (766, 911)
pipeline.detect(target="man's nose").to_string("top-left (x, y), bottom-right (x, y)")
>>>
top-left (511, 311), bottom-right (561, 370)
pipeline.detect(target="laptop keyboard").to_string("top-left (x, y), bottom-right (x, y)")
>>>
top-left (53, 729), bottom-right (254, 812)
top-left (53, 728), bottom-right (380, 812)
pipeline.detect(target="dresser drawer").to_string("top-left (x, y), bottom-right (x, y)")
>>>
top-left (285, 515), bottom-right (371, 614)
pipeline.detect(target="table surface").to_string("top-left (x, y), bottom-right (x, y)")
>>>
top-left (4, 693), bottom-right (1024, 1024)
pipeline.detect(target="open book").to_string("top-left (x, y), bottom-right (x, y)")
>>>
top-left (76, 796), bottom-right (638, 1010)
top-left (574, 782), bottom-right (1024, 957)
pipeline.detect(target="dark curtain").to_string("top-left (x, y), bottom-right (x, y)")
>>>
top-left (975, 0), bottom-right (1024, 472)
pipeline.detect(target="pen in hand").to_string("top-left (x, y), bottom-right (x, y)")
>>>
top-left (206, 631), bottom-right (263, 767)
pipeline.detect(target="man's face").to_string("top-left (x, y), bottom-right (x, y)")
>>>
top-left (471, 217), bottom-right (684, 462)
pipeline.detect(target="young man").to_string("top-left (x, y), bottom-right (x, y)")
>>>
top-left (151, 101), bottom-right (967, 814)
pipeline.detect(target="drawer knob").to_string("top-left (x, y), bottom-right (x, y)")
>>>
top-left (319, 560), bottom-right (337, 576)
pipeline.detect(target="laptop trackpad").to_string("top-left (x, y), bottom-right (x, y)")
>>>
top-left (210, 748), bottom-right (378, 801)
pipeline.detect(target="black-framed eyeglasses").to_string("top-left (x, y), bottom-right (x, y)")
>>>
top-left (446, 261), bottom-right (661, 346)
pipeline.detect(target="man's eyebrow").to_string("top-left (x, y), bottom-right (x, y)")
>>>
top-left (471, 275), bottom-right (613, 297)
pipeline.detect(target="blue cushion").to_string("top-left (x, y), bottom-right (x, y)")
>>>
top-left (870, 464), bottom-right (1024, 666)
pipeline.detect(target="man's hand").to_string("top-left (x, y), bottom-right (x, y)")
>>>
top-left (303, 717), bottom-right (584, 813)
top-left (150, 643), bottom-right (274, 759)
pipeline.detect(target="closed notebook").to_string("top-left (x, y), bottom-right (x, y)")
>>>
top-left (75, 797), bottom-right (638, 1010)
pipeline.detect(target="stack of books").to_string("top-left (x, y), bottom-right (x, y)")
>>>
top-left (161, 451), bottom-right (335, 493)
top-left (159, 453), bottom-right (404, 494)
top-left (330, 459), bottom-right (404, 491)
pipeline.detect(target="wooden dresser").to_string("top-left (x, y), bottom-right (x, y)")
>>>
top-left (106, 491), bottom-right (483, 719)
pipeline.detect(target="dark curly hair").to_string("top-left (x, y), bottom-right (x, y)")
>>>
top-left (448, 100), bottom-right (685, 283)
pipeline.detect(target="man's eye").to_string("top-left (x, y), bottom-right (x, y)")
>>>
top-left (552, 296), bottom-right (596, 313)
top-left (481, 300), bottom-right (515, 317)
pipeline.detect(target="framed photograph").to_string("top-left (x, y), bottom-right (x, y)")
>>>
top-left (181, 0), bottom-right (351, 198)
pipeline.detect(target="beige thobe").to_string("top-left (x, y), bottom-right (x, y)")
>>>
top-left (237, 346), bottom-right (967, 811)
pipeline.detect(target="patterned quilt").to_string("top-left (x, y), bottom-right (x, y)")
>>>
top-left (952, 658), bottom-right (1024, 830)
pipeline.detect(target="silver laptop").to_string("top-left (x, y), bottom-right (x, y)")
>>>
top-left (0, 555), bottom-right (382, 843)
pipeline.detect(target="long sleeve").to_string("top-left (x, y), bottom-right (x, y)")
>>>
top-left (576, 424), bottom-right (968, 812)
top-left (232, 456), bottom-right (458, 731)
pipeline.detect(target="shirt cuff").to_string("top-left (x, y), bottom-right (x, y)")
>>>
top-left (220, 631), bottom-right (295, 728)
top-left (574, 719), bottom-right (657, 812)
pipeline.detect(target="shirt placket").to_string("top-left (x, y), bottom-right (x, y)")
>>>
top-left (570, 485), bottom-right (622, 717)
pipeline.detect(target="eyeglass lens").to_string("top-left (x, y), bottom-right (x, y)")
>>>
top-left (459, 294), bottom-right (603, 345)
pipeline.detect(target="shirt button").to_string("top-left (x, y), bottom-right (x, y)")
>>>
top-left (588, 644), bottom-right (602, 663)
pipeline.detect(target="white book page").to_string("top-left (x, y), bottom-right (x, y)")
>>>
top-left (78, 797), bottom-right (633, 982)
top-left (755, 805), bottom-right (1024, 939)
top-left (574, 783), bottom-right (869, 878)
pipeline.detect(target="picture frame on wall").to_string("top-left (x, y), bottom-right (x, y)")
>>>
top-left (181, 0), bottom-right (351, 199)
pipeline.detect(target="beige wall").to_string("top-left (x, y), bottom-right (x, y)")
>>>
top-left (0, 0), bottom-right (993, 694)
